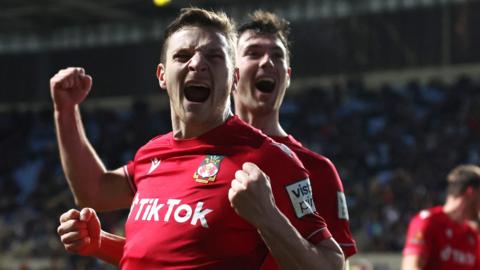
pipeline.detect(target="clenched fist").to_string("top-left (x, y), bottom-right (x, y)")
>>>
top-left (57, 208), bottom-right (101, 256)
top-left (228, 162), bottom-right (277, 227)
top-left (50, 67), bottom-right (92, 111)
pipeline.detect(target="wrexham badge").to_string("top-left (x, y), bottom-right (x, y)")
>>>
top-left (193, 155), bottom-right (224, 184)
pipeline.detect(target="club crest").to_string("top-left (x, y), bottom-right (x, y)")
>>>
top-left (194, 155), bottom-right (224, 184)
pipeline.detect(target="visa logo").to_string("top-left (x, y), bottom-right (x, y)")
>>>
top-left (285, 178), bottom-right (316, 218)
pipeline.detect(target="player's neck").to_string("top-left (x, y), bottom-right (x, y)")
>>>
top-left (237, 108), bottom-right (287, 137)
top-left (171, 110), bottom-right (233, 139)
top-left (443, 197), bottom-right (469, 223)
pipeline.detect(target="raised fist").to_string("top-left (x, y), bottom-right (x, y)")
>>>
top-left (228, 162), bottom-right (276, 227)
top-left (50, 67), bottom-right (92, 111)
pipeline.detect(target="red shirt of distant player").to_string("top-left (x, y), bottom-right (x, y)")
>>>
top-left (120, 116), bottom-right (331, 270)
top-left (403, 206), bottom-right (480, 270)
top-left (272, 135), bottom-right (357, 258)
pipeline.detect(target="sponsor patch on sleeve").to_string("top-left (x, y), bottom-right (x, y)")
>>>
top-left (337, 191), bottom-right (349, 220)
top-left (285, 178), bottom-right (316, 218)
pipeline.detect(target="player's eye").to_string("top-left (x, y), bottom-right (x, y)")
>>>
top-left (271, 49), bottom-right (285, 60)
top-left (208, 52), bottom-right (224, 60)
top-left (173, 52), bottom-right (191, 62)
top-left (246, 50), bottom-right (261, 58)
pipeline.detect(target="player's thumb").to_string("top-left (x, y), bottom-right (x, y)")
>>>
top-left (79, 208), bottom-right (93, 222)
top-left (81, 208), bottom-right (101, 239)
top-left (80, 75), bottom-right (93, 93)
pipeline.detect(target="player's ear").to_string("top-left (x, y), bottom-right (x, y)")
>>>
top-left (231, 67), bottom-right (239, 93)
top-left (286, 67), bottom-right (292, 88)
top-left (157, 64), bottom-right (167, 90)
top-left (466, 186), bottom-right (475, 197)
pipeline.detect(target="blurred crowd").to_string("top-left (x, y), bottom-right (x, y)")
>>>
top-left (1, 76), bottom-right (479, 269)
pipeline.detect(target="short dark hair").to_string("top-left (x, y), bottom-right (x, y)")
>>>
top-left (446, 164), bottom-right (480, 196)
top-left (237, 10), bottom-right (291, 62)
top-left (160, 7), bottom-right (237, 66)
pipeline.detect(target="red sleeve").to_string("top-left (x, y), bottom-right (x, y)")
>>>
top-left (254, 141), bottom-right (331, 244)
top-left (308, 157), bottom-right (357, 257)
top-left (403, 213), bottom-right (432, 260)
top-left (476, 233), bottom-right (480, 268)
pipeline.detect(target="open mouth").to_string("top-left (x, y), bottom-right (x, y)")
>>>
top-left (184, 85), bottom-right (210, 102)
top-left (255, 78), bottom-right (276, 93)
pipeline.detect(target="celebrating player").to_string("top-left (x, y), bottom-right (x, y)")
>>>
top-left (53, 7), bottom-right (344, 269)
top-left (233, 11), bottom-right (357, 266)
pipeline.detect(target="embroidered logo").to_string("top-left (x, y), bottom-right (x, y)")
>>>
top-left (193, 155), bottom-right (224, 184)
top-left (410, 230), bottom-right (424, 245)
top-left (147, 158), bottom-right (161, 175)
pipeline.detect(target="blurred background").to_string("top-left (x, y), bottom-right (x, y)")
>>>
top-left (1, 0), bottom-right (480, 269)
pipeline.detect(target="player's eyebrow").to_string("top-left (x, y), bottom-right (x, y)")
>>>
top-left (243, 44), bottom-right (284, 54)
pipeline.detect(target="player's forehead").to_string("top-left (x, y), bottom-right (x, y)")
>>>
top-left (237, 30), bottom-right (286, 53)
top-left (166, 26), bottom-right (229, 55)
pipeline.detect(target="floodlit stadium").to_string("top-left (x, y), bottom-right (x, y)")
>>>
top-left (0, 0), bottom-right (479, 269)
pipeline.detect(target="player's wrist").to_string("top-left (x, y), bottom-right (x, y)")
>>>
top-left (53, 104), bottom-right (81, 122)
top-left (53, 102), bottom-right (78, 113)
top-left (254, 205), bottom-right (283, 230)
top-left (89, 230), bottom-right (106, 256)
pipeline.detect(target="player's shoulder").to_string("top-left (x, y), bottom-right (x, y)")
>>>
top-left (134, 132), bottom-right (171, 156)
top-left (278, 135), bottom-right (333, 167)
top-left (252, 139), bottom-right (307, 177)
top-left (145, 132), bottom-right (171, 146)
top-left (223, 116), bottom-right (266, 148)
top-left (259, 136), bottom-right (297, 159)
top-left (411, 206), bottom-right (444, 226)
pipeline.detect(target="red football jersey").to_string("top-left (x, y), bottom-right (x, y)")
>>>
top-left (403, 206), bottom-right (480, 270)
top-left (121, 116), bottom-right (331, 270)
top-left (271, 135), bottom-right (357, 258)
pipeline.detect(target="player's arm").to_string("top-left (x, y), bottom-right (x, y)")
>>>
top-left (229, 162), bottom-right (344, 270)
top-left (50, 67), bottom-right (133, 210)
top-left (401, 255), bottom-right (425, 270)
top-left (57, 208), bottom-right (125, 266)
top-left (401, 214), bottom-right (430, 270)
top-left (257, 207), bottom-right (344, 270)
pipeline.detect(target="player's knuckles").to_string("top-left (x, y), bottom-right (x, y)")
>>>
top-left (231, 179), bottom-right (245, 191)
top-left (62, 231), bottom-right (84, 243)
top-left (57, 221), bottom-right (77, 235)
top-left (59, 209), bottom-right (79, 222)
top-left (245, 169), bottom-right (261, 181)
top-left (235, 169), bottom-right (249, 181)
top-left (62, 221), bottom-right (86, 234)
top-left (50, 77), bottom-right (59, 85)
top-left (60, 233), bottom-right (74, 244)
top-left (51, 78), bottom-right (66, 90)
top-left (234, 170), bottom-right (243, 179)
top-left (65, 243), bottom-right (82, 253)
top-left (60, 67), bottom-right (76, 74)
top-left (57, 225), bottom-right (67, 235)
top-left (67, 231), bottom-right (85, 241)
top-left (62, 78), bottom-right (73, 87)
top-left (243, 162), bottom-right (261, 173)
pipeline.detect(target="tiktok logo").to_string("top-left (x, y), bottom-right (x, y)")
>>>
top-left (129, 194), bottom-right (213, 228)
